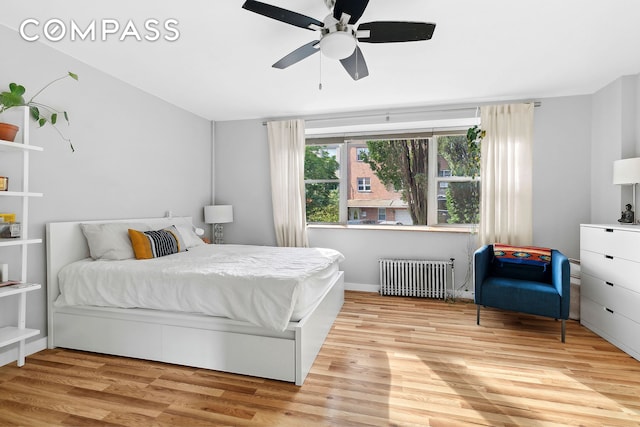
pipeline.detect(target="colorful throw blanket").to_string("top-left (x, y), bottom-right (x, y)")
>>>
top-left (493, 244), bottom-right (552, 269)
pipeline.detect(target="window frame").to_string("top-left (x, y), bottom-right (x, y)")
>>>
top-left (306, 129), bottom-right (478, 227)
top-left (429, 132), bottom-right (480, 225)
top-left (303, 142), bottom-right (347, 224)
top-left (356, 147), bottom-right (368, 161)
top-left (357, 177), bottom-right (371, 192)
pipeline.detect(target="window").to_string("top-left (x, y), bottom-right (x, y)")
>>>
top-left (357, 177), bottom-right (371, 192)
top-left (304, 144), bottom-right (343, 223)
top-left (434, 134), bottom-right (480, 224)
top-left (305, 130), bottom-right (479, 226)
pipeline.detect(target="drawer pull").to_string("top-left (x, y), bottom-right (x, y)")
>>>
top-left (605, 308), bottom-right (614, 314)
top-left (605, 255), bottom-right (614, 259)
top-left (605, 281), bottom-right (614, 287)
top-left (605, 228), bottom-right (614, 232)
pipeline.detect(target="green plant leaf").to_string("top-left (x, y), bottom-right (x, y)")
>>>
top-left (30, 106), bottom-right (40, 120)
top-left (0, 84), bottom-right (26, 108)
top-left (63, 111), bottom-right (69, 123)
top-left (9, 83), bottom-right (25, 97)
top-left (51, 113), bottom-right (57, 125)
top-left (38, 118), bottom-right (47, 127)
top-left (68, 72), bottom-right (79, 81)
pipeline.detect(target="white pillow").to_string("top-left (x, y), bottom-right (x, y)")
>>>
top-left (141, 217), bottom-right (205, 249)
top-left (81, 222), bottom-right (150, 260)
top-left (173, 223), bottom-right (206, 248)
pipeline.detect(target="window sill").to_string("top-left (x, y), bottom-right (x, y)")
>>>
top-left (307, 224), bottom-right (477, 234)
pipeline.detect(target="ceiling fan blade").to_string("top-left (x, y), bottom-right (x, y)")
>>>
top-left (339, 46), bottom-right (369, 80)
top-left (333, 0), bottom-right (369, 24)
top-left (273, 40), bottom-right (320, 69)
top-left (242, 0), bottom-right (324, 30)
top-left (357, 21), bottom-right (436, 43)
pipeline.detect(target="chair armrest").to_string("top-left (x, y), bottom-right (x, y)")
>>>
top-left (474, 245), bottom-right (492, 303)
top-left (551, 249), bottom-right (570, 319)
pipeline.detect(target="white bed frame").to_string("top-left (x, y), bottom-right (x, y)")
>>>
top-left (46, 217), bottom-right (344, 385)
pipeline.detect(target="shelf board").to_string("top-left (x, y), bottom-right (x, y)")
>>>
top-left (0, 326), bottom-right (40, 347)
top-left (0, 238), bottom-right (42, 247)
top-left (0, 191), bottom-right (43, 197)
top-left (0, 283), bottom-right (41, 297)
top-left (0, 140), bottom-right (43, 152)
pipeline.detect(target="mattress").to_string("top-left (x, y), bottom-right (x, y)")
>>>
top-left (55, 244), bottom-right (344, 331)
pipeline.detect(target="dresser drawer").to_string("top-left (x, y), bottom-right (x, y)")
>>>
top-left (581, 297), bottom-right (640, 359)
top-left (581, 226), bottom-right (640, 263)
top-left (581, 273), bottom-right (640, 324)
top-left (580, 249), bottom-right (640, 293)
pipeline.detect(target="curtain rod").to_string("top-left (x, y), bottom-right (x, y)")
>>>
top-left (261, 101), bottom-right (542, 126)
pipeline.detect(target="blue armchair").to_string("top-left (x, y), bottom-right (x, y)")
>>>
top-left (474, 244), bottom-right (570, 342)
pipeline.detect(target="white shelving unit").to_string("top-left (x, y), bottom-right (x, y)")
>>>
top-left (0, 106), bottom-right (43, 366)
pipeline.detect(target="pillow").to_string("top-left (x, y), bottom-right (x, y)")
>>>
top-left (173, 223), bottom-right (206, 248)
top-left (128, 225), bottom-right (187, 259)
top-left (493, 244), bottom-right (551, 268)
top-left (491, 244), bottom-right (552, 282)
top-left (81, 222), bottom-right (150, 260)
top-left (139, 217), bottom-right (206, 249)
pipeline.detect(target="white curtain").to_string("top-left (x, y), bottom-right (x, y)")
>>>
top-left (267, 119), bottom-right (309, 247)
top-left (479, 103), bottom-right (534, 246)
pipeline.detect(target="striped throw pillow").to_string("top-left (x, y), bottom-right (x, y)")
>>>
top-left (128, 225), bottom-right (186, 259)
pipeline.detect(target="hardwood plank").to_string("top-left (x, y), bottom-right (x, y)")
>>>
top-left (0, 291), bottom-right (639, 426)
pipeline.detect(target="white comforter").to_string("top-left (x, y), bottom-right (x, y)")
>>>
top-left (56, 244), bottom-right (344, 331)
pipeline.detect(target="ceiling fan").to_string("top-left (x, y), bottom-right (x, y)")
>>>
top-left (242, 0), bottom-right (436, 80)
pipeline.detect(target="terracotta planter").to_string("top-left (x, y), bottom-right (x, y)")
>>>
top-left (0, 123), bottom-right (19, 142)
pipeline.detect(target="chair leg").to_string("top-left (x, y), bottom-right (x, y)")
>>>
top-left (476, 305), bottom-right (480, 325)
top-left (561, 319), bottom-right (566, 343)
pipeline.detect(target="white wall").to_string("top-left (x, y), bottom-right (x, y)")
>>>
top-left (637, 74), bottom-right (640, 155)
top-left (214, 95), bottom-right (593, 292)
top-left (214, 119), bottom-right (276, 246)
top-left (0, 25), bottom-right (212, 360)
top-left (532, 95), bottom-right (592, 258)
top-left (590, 75), bottom-right (638, 223)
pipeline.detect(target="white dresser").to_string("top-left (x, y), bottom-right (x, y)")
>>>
top-left (580, 224), bottom-right (640, 361)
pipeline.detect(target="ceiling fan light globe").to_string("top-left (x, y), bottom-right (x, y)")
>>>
top-left (320, 31), bottom-right (356, 59)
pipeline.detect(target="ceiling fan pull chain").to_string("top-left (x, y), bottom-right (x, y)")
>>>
top-left (319, 52), bottom-right (323, 90)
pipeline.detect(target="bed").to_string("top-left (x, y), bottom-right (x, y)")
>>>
top-left (46, 217), bottom-right (345, 385)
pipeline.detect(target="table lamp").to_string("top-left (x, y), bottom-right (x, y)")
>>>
top-left (613, 157), bottom-right (640, 224)
top-left (204, 205), bottom-right (234, 243)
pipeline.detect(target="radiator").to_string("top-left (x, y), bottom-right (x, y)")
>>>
top-left (379, 258), bottom-right (454, 299)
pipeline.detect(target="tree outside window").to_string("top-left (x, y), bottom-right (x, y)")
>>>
top-left (437, 134), bottom-right (480, 224)
top-left (360, 139), bottom-right (429, 225)
top-left (304, 145), bottom-right (340, 223)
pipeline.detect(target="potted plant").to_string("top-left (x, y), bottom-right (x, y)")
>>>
top-left (0, 71), bottom-right (78, 151)
top-left (465, 124), bottom-right (485, 179)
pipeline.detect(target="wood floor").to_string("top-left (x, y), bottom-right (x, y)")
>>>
top-left (1, 291), bottom-right (640, 426)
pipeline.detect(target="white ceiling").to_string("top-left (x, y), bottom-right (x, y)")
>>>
top-left (2, 0), bottom-right (640, 122)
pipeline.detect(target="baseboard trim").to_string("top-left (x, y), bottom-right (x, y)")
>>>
top-left (344, 282), bottom-right (475, 301)
top-left (0, 337), bottom-right (47, 367)
top-left (345, 282), bottom-right (380, 293)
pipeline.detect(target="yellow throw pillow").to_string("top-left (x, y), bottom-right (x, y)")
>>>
top-left (128, 225), bottom-right (186, 259)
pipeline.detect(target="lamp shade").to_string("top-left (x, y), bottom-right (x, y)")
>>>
top-left (613, 158), bottom-right (640, 184)
top-left (204, 205), bottom-right (233, 224)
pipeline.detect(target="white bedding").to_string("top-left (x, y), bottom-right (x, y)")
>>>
top-left (55, 244), bottom-right (344, 331)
